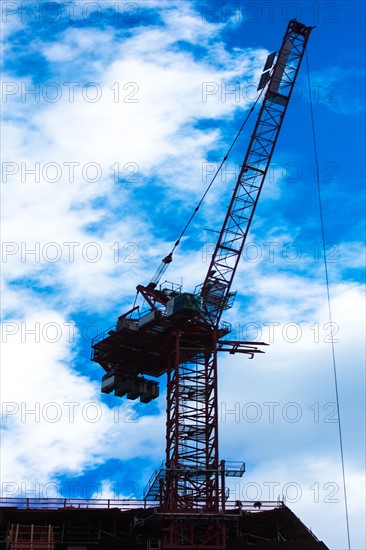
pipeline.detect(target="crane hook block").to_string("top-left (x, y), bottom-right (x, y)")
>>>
top-left (163, 253), bottom-right (173, 264)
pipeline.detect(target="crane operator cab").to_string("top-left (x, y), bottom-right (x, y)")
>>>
top-left (166, 292), bottom-right (202, 319)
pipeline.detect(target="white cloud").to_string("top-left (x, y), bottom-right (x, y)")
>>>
top-left (0, 306), bottom-right (165, 487)
top-left (225, 458), bottom-right (365, 548)
top-left (1, 5), bottom-right (266, 310)
top-left (2, 2), bottom-right (260, 489)
top-left (215, 274), bottom-right (365, 548)
top-left (1, 3), bottom-right (364, 548)
top-left (0, 4), bottom-right (25, 44)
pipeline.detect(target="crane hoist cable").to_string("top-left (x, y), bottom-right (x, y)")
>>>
top-left (306, 50), bottom-right (351, 550)
top-left (148, 83), bottom-right (268, 288)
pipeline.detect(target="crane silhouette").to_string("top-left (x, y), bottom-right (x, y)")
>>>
top-left (92, 19), bottom-right (313, 549)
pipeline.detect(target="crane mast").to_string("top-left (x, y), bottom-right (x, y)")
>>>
top-left (91, 19), bottom-right (313, 550)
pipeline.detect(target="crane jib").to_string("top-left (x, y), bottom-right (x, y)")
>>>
top-left (200, 19), bottom-right (313, 328)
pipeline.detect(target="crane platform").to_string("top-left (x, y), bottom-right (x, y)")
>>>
top-left (144, 461), bottom-right (246, 501)
top-left (91, 297), bottom-right (266, 380)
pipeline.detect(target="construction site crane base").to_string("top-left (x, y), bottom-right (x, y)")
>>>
top-left (0, 499), bottom-right (329, 549)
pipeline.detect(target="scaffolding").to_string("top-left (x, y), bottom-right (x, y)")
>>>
top-left (7, 524), bottom-right (54, 550)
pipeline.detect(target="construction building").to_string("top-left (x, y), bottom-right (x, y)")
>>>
top-left (0, 498), bottom-right (329, 548)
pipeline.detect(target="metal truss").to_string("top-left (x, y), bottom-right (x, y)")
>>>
top-left (201, 20), bottom-right (313, 327)
top-left (7, 524), bottom-right (55, 549)
top-left (161, 517), bottom-right (226, 549)
top-left (163, 328), bottom-right (221, 514)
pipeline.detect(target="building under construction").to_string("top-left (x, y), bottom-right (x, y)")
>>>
top-left (0, 498), bottom-right (329, 548)
top-left (1, 19), bottom-right (330, 550)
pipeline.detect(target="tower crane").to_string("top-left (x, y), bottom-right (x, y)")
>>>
top-left (91, 19), bottom-right (313, 549)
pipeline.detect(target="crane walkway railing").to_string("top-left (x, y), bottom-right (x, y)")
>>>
top-left (0, 497), bottom-right (284, 513)
top-left (0, 497), bottom-right (156, 510)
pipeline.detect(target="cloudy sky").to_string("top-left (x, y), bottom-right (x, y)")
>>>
top-left (1, 1), bottom-right (365, 548)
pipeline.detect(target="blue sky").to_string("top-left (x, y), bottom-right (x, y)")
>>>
top-left (1, 1), bottom-right (365, 548)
